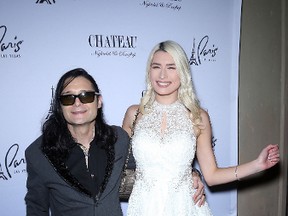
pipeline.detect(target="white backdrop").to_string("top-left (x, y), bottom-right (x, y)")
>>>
top-left (0, 0), bottom-right (241, 215)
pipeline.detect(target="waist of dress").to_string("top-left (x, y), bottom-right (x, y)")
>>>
top-left (135, 168), bottom-right (193, 188)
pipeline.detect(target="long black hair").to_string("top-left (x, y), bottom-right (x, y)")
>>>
top-left (41, 68), bottom-right (117, 160)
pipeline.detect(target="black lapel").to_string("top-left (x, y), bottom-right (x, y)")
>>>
top-left (43, 149), bottom-right (92, 197)
top-left (97, 138), bottom-right (115, 195)
top-left (42, 139), bottom-right (116, 198)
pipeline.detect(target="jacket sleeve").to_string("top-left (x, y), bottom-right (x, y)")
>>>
top-left (25, 149), bottom-right (50, 216)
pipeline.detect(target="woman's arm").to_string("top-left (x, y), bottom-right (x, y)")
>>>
top-left (196, 109), bottom-right (280, 186)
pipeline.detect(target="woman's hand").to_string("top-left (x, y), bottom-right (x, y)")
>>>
top-left (257, 144), bottom-right (280, 170)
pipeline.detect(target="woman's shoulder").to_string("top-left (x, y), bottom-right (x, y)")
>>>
top-left (199, 108), bottom-right (210, 121)
top-left (198, 108), bottom-right (212, 132)
top-left (125, 104), bottom-right (140, 115)
top-left (123, 104), bottom-right (140, 124)
top-left (128, 104), bottom-right (141, 117)
top-left (122, 104), bottom-right (141, 137)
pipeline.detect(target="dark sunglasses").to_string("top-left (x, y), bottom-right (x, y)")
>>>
top-left (59, 91), bottom-right (100, 106)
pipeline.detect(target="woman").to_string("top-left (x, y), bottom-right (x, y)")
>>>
top-left (122, 41), bottom-right (280, 216)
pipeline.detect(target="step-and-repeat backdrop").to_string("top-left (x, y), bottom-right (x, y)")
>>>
top-left (0, 0), bottom-right (241, 215)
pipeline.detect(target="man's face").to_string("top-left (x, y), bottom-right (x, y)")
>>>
top-left (60, 76), bottom-right (102, 126)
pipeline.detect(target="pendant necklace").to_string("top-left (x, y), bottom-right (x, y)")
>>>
top-left (77, 128), bottom-right (95, 169)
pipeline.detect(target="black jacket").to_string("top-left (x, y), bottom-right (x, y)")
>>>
top-left (25, 126), bottom-right (129, 216)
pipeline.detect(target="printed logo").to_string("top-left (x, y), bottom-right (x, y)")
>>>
top-left (0, 144), bottom-right (26, 181)
top-left (46, 86), bottom-right (55, 119)
top-left (140, 0), bottom-right (182, 11)
top-left (88, 34), bottom-right (137, 58)
top-left (0, 25), bottom-right (24, 59)
top-left (189, 35), bottom-right (218, 66)
top-left (36, 0), bottom-right (56, 4)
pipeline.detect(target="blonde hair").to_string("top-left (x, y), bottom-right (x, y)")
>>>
top-left (139, 40), bottom-right (202, 129)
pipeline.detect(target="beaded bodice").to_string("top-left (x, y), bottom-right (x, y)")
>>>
top-left (131, 100), bottom-right (196, 185)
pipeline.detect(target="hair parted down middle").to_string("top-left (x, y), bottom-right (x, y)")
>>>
top-left (139, 40), bottom-right (203, 132)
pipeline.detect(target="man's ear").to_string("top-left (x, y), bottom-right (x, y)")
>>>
top-left (97, 96), bottom-right (102, 108)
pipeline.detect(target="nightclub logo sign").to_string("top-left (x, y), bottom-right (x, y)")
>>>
top-left (0, 144), bottom-right (26, 181)
top-left (88, 34), bottom-right (137, 58)
top-left (0, 25), bottom-right (24, 59)
top-left (189, 35), bottom-right (218, 66)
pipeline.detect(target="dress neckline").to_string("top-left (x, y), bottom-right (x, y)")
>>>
top-left (152, 100), bottom-right (183, 111)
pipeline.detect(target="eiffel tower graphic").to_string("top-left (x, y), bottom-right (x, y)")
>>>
top-left (46, 86), bottom-right (54, 119)
top-left (189, 38), bottom-right (198, 66)
top-left (0, 164), bottom-right (8, 180)
top-left (36, 0), bottom-right (56, 4)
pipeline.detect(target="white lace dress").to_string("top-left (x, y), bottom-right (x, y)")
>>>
top-left (127, 101), bottom-right (213, 216)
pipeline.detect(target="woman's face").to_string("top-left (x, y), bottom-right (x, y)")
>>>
top-left (60, 76), bottom-right (102, 126)
top-left (149, 50), bottom-right (180, 103)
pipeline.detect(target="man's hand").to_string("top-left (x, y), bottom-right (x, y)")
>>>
top-left (192, 169), bottom-right (206, 207)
